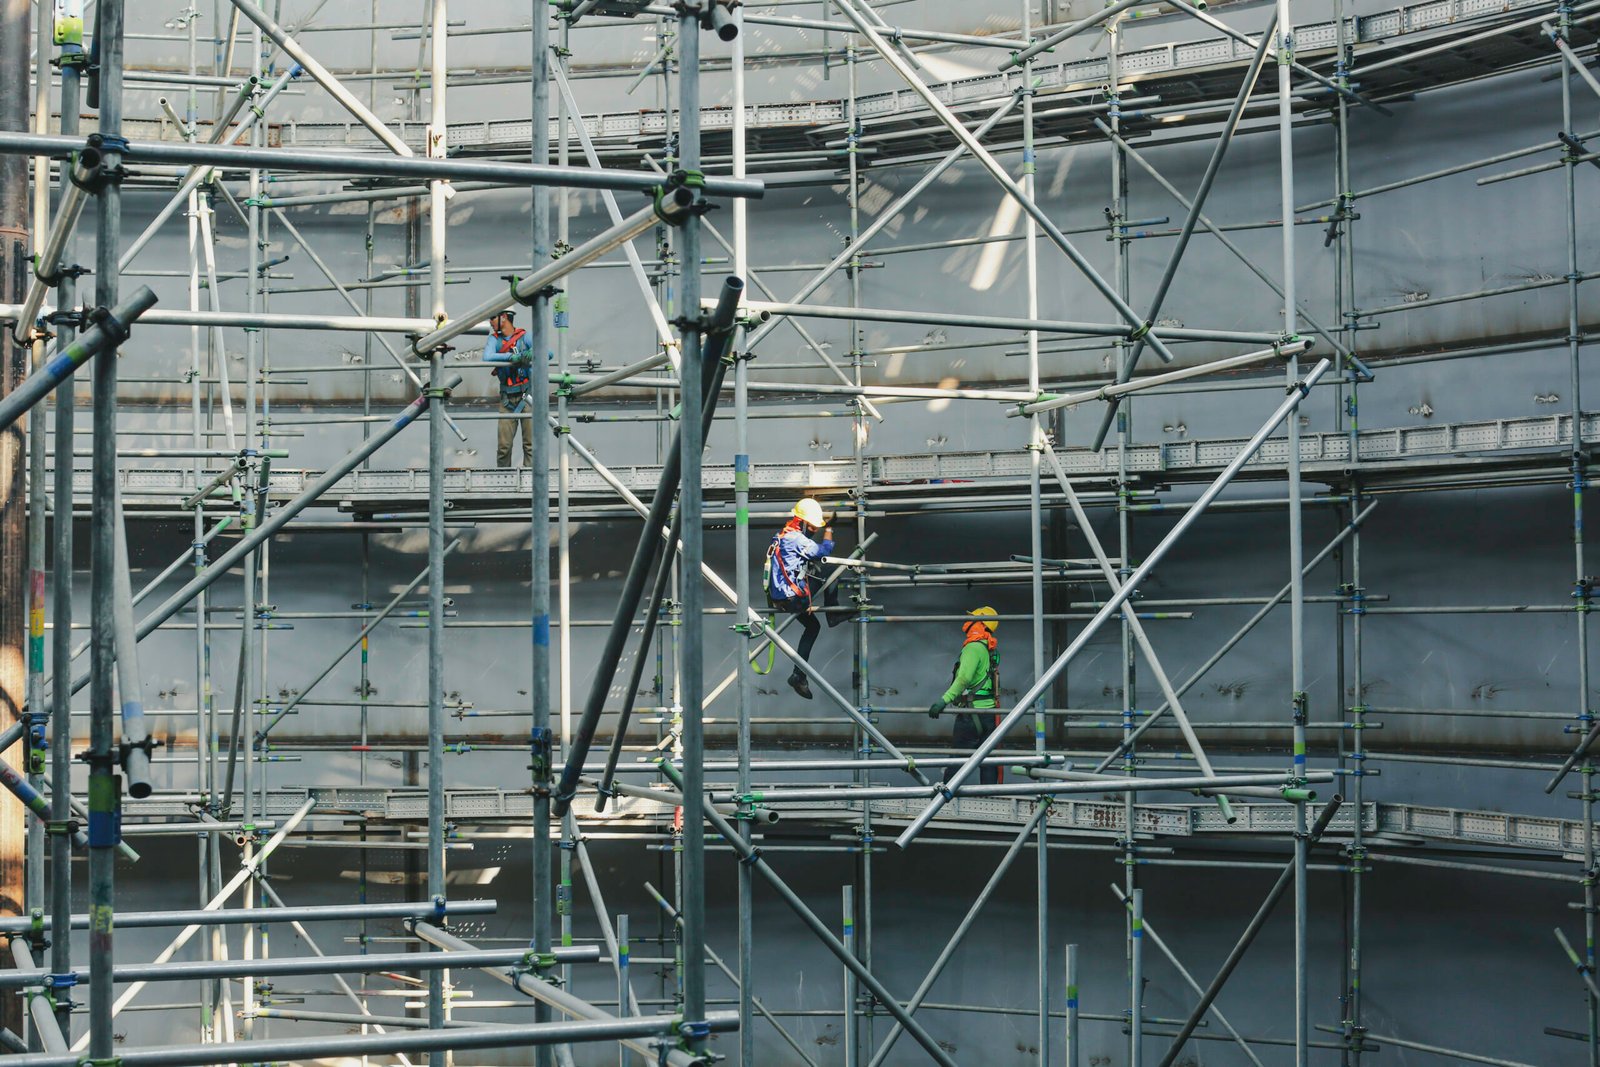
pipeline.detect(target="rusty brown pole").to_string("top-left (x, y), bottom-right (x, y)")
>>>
top-left (0, 0), bottom-right (33, 1042)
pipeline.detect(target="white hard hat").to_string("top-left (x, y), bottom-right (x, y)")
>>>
top-left (792, 498), bottom-right (825, 527)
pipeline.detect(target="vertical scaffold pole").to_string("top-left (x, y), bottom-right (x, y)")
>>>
top-left (86, 1), bottom-right (126, 1059)
top-left (49, 11), bottom-right (85, 1042)
top-left (1019, 3), bottom-right (1051, 1058)
top-left (729, 0), bottom-right (756, 1061)
top-left (426, 0), bottom-right (450, 1049)
top-left (531, 2), bottom-right (555, 1065)
top-left (676, 3), bottom-right (707, 1057)
top-left (1105, 23), bottom-right (1141, 1067)
top-left (1558, 6), bottom-right (1600, 1064)
top-left (1274, 0), bottom-right (1310, 1059)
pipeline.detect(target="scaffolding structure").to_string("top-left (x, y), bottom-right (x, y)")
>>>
top-left (0, 0), bottom-right (1594, 1065)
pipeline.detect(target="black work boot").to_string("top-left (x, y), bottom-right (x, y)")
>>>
top-left (787, 671), bottom-right (813, 700)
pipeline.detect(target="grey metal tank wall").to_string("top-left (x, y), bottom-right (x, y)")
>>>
top-left (40, 13), bottom-right (1600, 1066)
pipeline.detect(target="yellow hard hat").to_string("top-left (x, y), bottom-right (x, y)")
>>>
top-left (969, 606), bottom-right (999, 632)
top-left (793, 498), bottom-right (825, 527)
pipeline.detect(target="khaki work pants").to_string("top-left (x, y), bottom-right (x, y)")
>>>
top-left (497, 394), bottom-right (533, 468)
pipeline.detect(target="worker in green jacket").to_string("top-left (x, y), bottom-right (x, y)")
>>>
top-left (927, 606), bottom-right (1001, 785)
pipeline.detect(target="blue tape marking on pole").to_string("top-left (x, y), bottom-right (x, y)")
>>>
top-left (45, 351), bottom-right (82, 379)
top-left (88, 810), bottom-right (119, 848)
top-left (734, 454), bottom-right (749, 472)
top-left (533, 613), bottom-right (550, 648)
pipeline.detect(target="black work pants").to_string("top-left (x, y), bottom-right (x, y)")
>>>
top-left (775, 596), bottom-right (821, 673)
top-left (944, 711), bottom-right (999, 785)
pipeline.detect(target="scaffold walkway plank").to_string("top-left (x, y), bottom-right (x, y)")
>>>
top-left (257, 0), bottom-right (1568, 165)
top-left (119, 787), bottom-right (1593, 853)
top-left (54, 409), bottom-right (1600, 511)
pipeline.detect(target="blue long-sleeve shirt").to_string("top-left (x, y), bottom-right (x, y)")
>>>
top-left (767, 524), bottom-right (834, 601)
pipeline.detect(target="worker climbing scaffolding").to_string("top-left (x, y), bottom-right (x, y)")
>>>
top-left (929, 606), bottom-right (1003, 784)
top-left (764, 497), bottom-right (837, 700)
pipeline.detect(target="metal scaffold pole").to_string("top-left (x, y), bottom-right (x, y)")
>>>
top-left (49, 5), bottom-right (85, 1041)
top-left (1273, 0), bottom-right (1312, 1059)
top-left (1557, 5), bottom-right (1600, 1063)
top-left (727, 1), bottom-right (757, 1062)
top-left (86, 1), bottom-right (125, 1059)
top-left (426, 0), bottom-right (451, 1049)
top-left (531, 3), bottom-right (556, 1066)
top-left (677, 5), bottom-right (708, 1056)
top-left (0, 0), bottom-right (33, 1038)
top-left (1106, 23), bottom-right (1142, 1066)
top-left (1018, 2), bottom-right (1051, 1059)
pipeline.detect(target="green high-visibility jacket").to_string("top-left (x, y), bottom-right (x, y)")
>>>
top-left (941, 640), bottom-right (997, 709)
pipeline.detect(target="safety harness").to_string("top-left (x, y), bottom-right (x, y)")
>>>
top-left (949, 623), bottom-right (999, 709)
top-left (763, 518), bottom-right (812, 604)
top-left (494, 328), bottom-right (532, 402)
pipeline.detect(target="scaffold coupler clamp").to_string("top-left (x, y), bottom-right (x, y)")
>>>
top-left (85, 300), bottom-right (134, 350)
top-left (1275, 334), bottom-right (1305, 361)
top-left (529, 726), bottom-right (554, 789)
top-left (655, 170), bottom-right (711, 225)
top-left (424, 374), bottom-right (456, 402)
top-left (676, 1019), bottom-right (712, 1052)
top-left (515, 948), bottom-right (561, 981)
top-left (502, 274), bottom-right (556, 310)
top-left (80, 134), bottom-right (127, 191)
top-left (118, 736), bottom-right (161, 773)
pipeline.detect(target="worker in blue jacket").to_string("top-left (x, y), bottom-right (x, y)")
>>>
top-left (483, 309), bottom-right (535, 468)
top-left (764, 498), bottom-right (834, 699)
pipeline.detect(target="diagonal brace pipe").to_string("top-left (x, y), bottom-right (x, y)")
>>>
top-left (1039, 438), bottom-right (1235, 822)
top-left (552, 277), bottom-right (746, 815)
top-left (896, 358), bottom-right (1332, 848)
top-left (1091, 11), bottom-right (1278, 452)
top-left (1095, 499), bottom-right (1378, 773)
top-left (0, 287), bottom-right (158, 434)
top-left (1154, 797), bottom-right (1343, 1067)
top-left (658, 761), bottom-right (959, 1067)
top-left (830, 0), bottom-right (1180, 365)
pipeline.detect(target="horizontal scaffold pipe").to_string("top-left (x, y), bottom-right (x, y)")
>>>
top-left (0, 131), bottom-right (766, 199)
top-left (0, 302), bottom-right (477, 337)
top-left (0, 898), bottom-right (495, 934)
top-left (556, 369), bottom-right (1037, 403)
top-left (1012, 339), bottom-right (1309, 416)
top-left (709, 771), bottom-right (1335, 804)
top-left (1, 1013), bottom-right (735, 1067)
top-left (0, 944), bottom-right (601, 988)
top-left (411, 922), bottom-right (712, 1067)
top-left (725, 298), bottom-right (1286, 344)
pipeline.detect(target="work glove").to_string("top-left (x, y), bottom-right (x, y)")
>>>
top-left (928, 700), bottom-right (947, 719)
